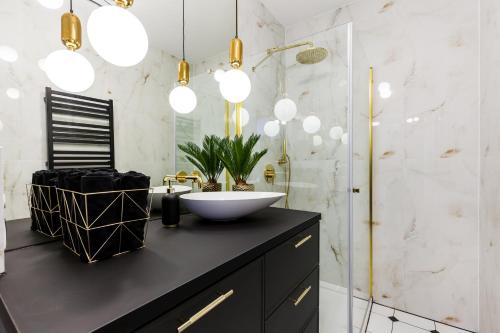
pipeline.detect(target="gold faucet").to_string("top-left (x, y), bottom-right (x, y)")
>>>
top-left (163, 171), bottom-right (203, 189)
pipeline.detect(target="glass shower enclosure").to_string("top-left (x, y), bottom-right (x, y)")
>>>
top-left (174, 22), bottom-right (370, 333)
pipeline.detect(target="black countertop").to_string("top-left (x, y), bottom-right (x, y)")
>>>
top-left (4, 212), bottom-right (162, 252)
top-left (0, 207), bottom-right (320, 333)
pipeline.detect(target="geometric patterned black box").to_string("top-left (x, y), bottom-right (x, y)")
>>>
top-left (27, 184), bottom-right (62, 238)
top-left (56, 188), bottom-right (152, 263)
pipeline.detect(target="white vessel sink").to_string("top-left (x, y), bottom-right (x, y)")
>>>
top-left (180, 191), bottom-right (286, 221)
top-left (150, 185), bottom-right (192, 210)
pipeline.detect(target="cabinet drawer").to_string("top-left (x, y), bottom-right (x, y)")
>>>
top-left (265, 267), bottom-right (319, 333)
top-left (303, 311), bottom-right (318, 333)
top-left (265, 222), bottom-right (319, 315)
top-left (136, 259), bottom-right (262, 333)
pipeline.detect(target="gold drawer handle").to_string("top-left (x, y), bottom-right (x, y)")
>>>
top-left (292, 286), bottom-right (312, 307)
top-left (294, 235), bottom-right (312, 248)
top-left (177, 289), bottom-right (234, 332)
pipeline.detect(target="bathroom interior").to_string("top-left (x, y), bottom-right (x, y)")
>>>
top-left (0, 0), bottom-right (496, 332)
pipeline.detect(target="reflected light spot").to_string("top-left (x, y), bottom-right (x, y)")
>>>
top-left (6, 88), bottom-right (20, 100)
top-left (0, 45), bottom-right (18, 63)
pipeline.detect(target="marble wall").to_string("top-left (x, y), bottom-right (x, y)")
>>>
top-left (295, 0), bottom-right (480, 330)
top-left (0, 0), bottom-right (177, 220)
top-left (480, 0), bottom-right (500, 331)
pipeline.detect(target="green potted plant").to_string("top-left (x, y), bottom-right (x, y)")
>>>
top-left (178, 135), bottom-right (225, 192)
top-left (218, 134), bottom-right (268, 191)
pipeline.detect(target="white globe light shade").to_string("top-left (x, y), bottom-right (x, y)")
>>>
top-left (264, 120), bottom-right (280, 137)
top-left (274, 98), bottom-right (297, 123)
top-left (232, 107), bottom-right (250, 127)
top-left (302, 115), bottom-right (321, 134)
top-left (214, 69), bottom-right (225, 82)
top-left (341, 133), bottom-right (349, 145)
top-left (169, 85), bottom-right (197, 114)
top-left (45, 50), bottom-right (95, 93)
top-left (313, 135), bottom-right (322, 146)
top-left (6, 88), bottom-right (20, 100)
top-left (329, 126), bottom-right (344, 140)
top-left (38, 58), bottom-right (46, 72)
top-left (0, 45), bottom-right (18, 63)
top-left (219, 69), bottom-right (251, 103)
top-left (87, 6), bottom-right (148, 67)
top-left (37, 0), bottom-right (63, 9)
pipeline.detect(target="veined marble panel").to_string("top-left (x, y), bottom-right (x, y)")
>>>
top-left (0, 0), bottom-right (177, 220)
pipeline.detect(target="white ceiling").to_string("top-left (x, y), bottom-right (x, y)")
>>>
top-left (85, 0), bottom-right (345, 62)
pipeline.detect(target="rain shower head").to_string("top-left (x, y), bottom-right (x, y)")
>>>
top-left (252, 41), bottom-right (329, 71)
top-left (296, 46), bottom-right (328, 64)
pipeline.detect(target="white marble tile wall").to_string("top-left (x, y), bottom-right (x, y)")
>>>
top-left (479, 0), bottom-right (500, 332)
top-left (0, 0), bottom-right (177, 220)
top-left (287, 0), bottom-right (479, 331)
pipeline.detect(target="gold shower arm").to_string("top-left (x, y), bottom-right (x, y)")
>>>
top-left (252, 41), bottom-right (313, 72)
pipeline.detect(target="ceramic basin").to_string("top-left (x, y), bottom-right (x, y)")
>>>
top-left (150, 185), bottom-right (192, 211)
top-left (180, 191), bottom-right (286, 221)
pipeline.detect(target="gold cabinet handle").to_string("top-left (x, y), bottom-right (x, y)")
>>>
top-left (177, 290), bottom-right (234, 332)
top-left (294, 235), bottom-right (312, 248)
top-left (292, 286), bottom-right (312, 306)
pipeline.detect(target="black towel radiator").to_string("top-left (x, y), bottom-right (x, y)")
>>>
top-left (44, 87), bottom-right (115, 169)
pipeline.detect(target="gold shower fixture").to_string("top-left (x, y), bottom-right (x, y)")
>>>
top-left (252, 41), bottom-right (328, 72)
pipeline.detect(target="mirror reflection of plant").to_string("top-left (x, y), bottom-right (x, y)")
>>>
top-left (218, 134), bottom-right (268, 186)
top-left (178, 135), bottom-right (225, 184)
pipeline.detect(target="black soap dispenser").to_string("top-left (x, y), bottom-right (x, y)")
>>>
top-left (162, 181), bottom-right (180, 228)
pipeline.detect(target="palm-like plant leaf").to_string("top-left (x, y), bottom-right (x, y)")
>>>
top-left (178, 135), bottom-right (224, 183)
top-left (218, 134), bottom-right (268, 185)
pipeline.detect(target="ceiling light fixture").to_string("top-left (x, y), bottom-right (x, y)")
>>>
top-left (45, 0), bottom-right (95, 92)
top-left (0, 45), bottom-right (18, 63)
top-left (169, 0), bottom-right (197, 114)
top-left (232, 107), bottom-right (249, 127)
top-left (219, 0), bottom-right (251, 103)
top-left (302, 115), bottom-right (321, 134)
top-left (37, 0), bottom-right (63, 9)
top-left (274, 97), bottom-right (297, 124)
top-left (87, 0), bottom-right (148, 67)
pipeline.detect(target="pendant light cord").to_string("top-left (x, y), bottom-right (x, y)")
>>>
top-left (70, 0), bottom-right (73, 13)
top-left (235, 0), bottom-right (238, 37)
top-left (182, 0), bottom-right (185, 60)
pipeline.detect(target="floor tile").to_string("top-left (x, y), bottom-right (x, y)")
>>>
top-left (393, 321), bottom-right (429, 332)
top-left (371, 303), bottom-right (395, 317)
top-left (367, 312), bottom-right (393, 333)
top-left (435, 322), bottom-right (471, 333)
top-left (394, 310), bottom-right (435, 330)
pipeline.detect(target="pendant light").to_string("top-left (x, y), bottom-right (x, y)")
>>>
top-left (274, 97), bottom-right (297, 124)
top-left (45, 0), bottom-right (95, 93)
top-left (219, 0), bottom-right (251, 104)
top-left (169, 0), bottom-right (197, 114)
top-left (87, 0), bottom-right (148, 67)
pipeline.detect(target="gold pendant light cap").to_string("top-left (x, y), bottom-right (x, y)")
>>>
top-left (61, 12), bottom-right (82, 51)
top-left (178, 60), bottom-right (190, 86)
top-left (230, 38), bottom-right (243, 69)
top-left (115, 0), bottom-right (134, 8)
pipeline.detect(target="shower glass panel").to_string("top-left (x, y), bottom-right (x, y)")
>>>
top-left (174, 22), bottom-right (365, 333)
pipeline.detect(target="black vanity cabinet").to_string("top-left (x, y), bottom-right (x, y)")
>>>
top-left (0, 208), bottom-right (320, 333)
top-left (137, 222), bottom-right (319, 333)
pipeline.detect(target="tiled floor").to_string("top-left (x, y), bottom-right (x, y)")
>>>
top-left (319, 281), bottom-right (371, 333)
top-left (366, 303), bottom-right (475, 333)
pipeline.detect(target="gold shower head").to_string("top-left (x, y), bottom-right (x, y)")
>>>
top-left (296, 46), bottom-right (328, 64)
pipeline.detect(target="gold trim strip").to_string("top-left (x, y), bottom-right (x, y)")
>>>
top-left (292, 286), bottom-right (311, 306)
top-left (369, 66), bottom-right (374, 298)
top-left (235, 103), bottom-right (242, 137)
top-left (294, 234), bottom-right (312, 248)
top-left (177, 289), bottom-right (234, 332)
top-left (224, 100), bottom-right (231, 191)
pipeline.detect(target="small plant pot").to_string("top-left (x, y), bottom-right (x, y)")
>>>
top-left (232, 183), bottom-right (255, 192)
top-left (202, 182), bottom-right (222, 192)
